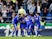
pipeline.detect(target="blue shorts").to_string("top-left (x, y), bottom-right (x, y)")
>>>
top-left (20, 24), bottom-right (27, 29)
top-left (31, 23), bottom-right (34, 29)
top-left (35, 22), bottom-right (40, 29)
top-left (38, 25), bottom-right (40, 29)
top-left (40, 26), bottom-right (45, 30)
top-left (27, 23), bottom-right (32, 29)
top-left (14, 24), bottom-right (17, 29)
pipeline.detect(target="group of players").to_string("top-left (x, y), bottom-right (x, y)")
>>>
top-left (12, 13), bottom-right (43, 37)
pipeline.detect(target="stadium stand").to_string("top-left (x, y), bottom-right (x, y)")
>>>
top-left (0, 0), bottom-right (52, 23)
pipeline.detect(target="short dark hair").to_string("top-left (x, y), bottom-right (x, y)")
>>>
top-left (36, 13), bottom-right (40, 15)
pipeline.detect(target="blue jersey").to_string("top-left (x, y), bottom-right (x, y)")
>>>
top-left (12, 16), bottom-right (19, 25)
top-left (34, 15), bottom-right (41, 29)
top-left (34, 15), bottom-right (40, 24)
top-left (31, 16), bottom-right (34, 24)
top-left (25, 15), bottom-right (34, 29)
top-left (19, 17), bottom-right (27, 29)
top-left (25, 15), bottom-right (32, 25)
top-left (27, 15), bottom-right (34, 24)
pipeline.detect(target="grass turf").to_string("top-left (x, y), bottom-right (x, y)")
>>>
top-left (0, 36), bottom-right (52, 39)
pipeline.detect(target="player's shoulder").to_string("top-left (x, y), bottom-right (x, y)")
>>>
top-left (39, 16), bottom-right (41, 18)
top-left (15, 15), bottom-right (18, 18)
top-left (13, 16), bottom-right (18, 20)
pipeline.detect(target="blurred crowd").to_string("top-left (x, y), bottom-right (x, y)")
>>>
top-left (0, 0), bottom-right (52, 23)
top-left (37, 0), bottom-right (52, 23)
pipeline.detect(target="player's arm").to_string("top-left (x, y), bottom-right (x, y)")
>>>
top-left (12, 18), bottom-right (15, 27)
top-left (39, 16), bottom-right (42, 21)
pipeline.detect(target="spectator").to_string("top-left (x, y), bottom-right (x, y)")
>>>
top-left (15, 1), bottom-right (18, 13)
top-left (27, 3), bottom-right (36, 14)
top-left (6, 5), bottom-right (13, 17)
top-left (18, 6), bottom-right (26, 16)
top-left (2, 5), bottom-right (7, 17)
top-left (17, 0), bottom-right (23, 9)
top-left (12, 0), bottom-right (16, 3)
top-left (12, 12), bottom-right (16, 18)
top-left (0, 0), bottom-right (3, 10)
top-left (48, 0), bottom-right (52, 6)
top-left (41, 0), bottom-right (49, 16)
top-left (0, 10), bottom-right (2, 17)
top-left (49, 3), bottom-right (52, 13)
top-left (0, 17), bottom-right (3, 23)
top-left (37, 1), bottom-right (41, 13)
top-left (22, 0), bottom-right (27, 11)
top-left (2, 0), bottom-right (7, 5)
top-left (40, 18), bottom-right (45, 30)
top-left (27, 0), bottom-right (32, 6)
top-left (42, 0), bottom-right (48, 4)
top-left (42, 0), bottom-right (48, 9)
top-left (6, 0), bottom-right (13, 6)
top-left (12, 3), bottom-right (16, 11)
top-left (43, 7), bottom-right (48, 16)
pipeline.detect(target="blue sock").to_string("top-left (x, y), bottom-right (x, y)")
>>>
top-left (12, 30), bottom-right (15, 36)
top-left (16, 30), bottom-right (18, 36)
top-left (37, 30), bottom-right (40, 36)
top-left (21, 30), bottom-right (24, 36)
top-left (28, 30), bottom-right (31, 35)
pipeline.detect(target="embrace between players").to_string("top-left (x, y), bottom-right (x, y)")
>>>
top-left (12, 13), bottom-right (42, 37)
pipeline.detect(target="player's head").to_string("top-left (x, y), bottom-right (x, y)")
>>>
top-left (18, 13), bottom-right (25, 18)
top-left (21, 14), bottom-right (25, 18)
top-left (29, 13), bottom-right (34, 16)
top-left (18, 14), bottom-right (21, 17)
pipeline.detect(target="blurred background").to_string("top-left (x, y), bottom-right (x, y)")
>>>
top-left (0, 0), bottom-right (52, 36)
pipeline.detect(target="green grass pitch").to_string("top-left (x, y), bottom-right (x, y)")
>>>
top-left (0, 36), bottom-right (52, 39)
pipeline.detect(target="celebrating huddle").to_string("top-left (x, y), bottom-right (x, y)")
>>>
top-left (12, 13), bottom-right (42, 37)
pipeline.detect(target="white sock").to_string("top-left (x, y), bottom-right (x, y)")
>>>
top-left (4, 29), bottom-right (9, 37)
top-left (25, 30), bottom-right (28, 36)
top-left (35, 30), bottom-right (37, 36)
top-left (34, 26), bottom-right (38, 36)
top-left (24, 29), bottom-right (26, 36)
top-left (18, 29), bottom-right (21, 36)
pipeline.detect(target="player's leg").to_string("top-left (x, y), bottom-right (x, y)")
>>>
top-left (23, 29), bottom-right (28, 36)
top-left (17, 23), bottom-right (21, 36)
top-left (34, 25), bottom-right (38, 36)
top-left (27, 24), bottom-right (31, 37)
top-left (20, 24), bottom-right (24, 36)
top-left (31, 24), bottom-right (35, 35)
top-left (16, 28), bottom-right (21, 37)
top-left (23, 24), bottom-right (28, 36)
top-left (12, 27), bottom-right (16, 37)
top-left (21, 28), bottom-right (24, 36)
top-left (37, 24), bottom-right (41, 36)
top-left (34, 23), bottom-right (41, 37)
top-left (12, 24), bottom-right (16, 37)
top-left (16, 26), bottom-right (18, 36)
